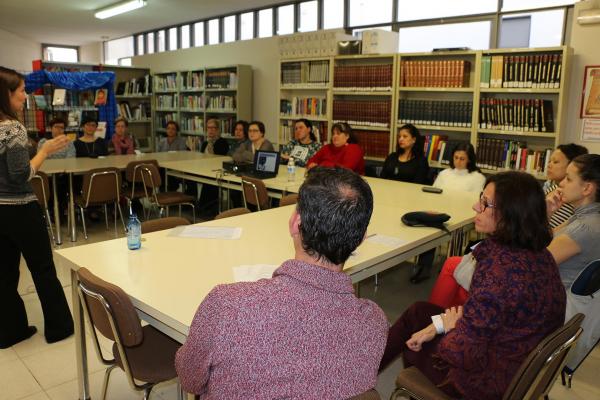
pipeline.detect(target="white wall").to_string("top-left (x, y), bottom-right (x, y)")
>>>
top-left (80, 42), bottom-right (103, 64)
top-left (564, 0), bottom-right (600, 153)
top-left (0, 28), bottom-right (40, 72)
top-left (132, 37), bottom-right (280, 143)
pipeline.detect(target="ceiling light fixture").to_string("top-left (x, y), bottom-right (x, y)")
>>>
top-left (95, 0), bottom-right (147, 20)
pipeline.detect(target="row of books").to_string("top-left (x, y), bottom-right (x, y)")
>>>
top-left (154, 74), bottom-right (178, 92)
top-left (156, 113), bottom-right (176, 129)
top-left (118, 101), bottom-right (151, 121)
top-left (398, 99), bottom-right (472, 128)
top-left (423, 134), bottom-right (449, 162)
top-left (281, 60), bottom-right (330, 85)
top-left (116, 75), bottom-right (152, 96)
top-left (333, 100), bottom-right (391, 128)
top-left (333, 64), bottom-right (393, 90)
top-left (280, 97), bottom-right (327, 117)
top-left (400, 60), bottom-right (470, 88)
top-left (476, 138), bottom-right (551, 173)
top-left (156, 94), bottom-right (178, 109)
top-left (481, 53), bottom-right (562, 89)
top-left (180, 95), bottom-right (205, 110)
top-left (206, 95), bottom-right (236, 111)
top-left (181, 71), bottom-right (204, 90)
top-left (206, 70), bottom-right (238, 89)
top-left (354, 130), bottom-right (390, 158)
top-left (279, 120), bottom-right (328, 144)
top-left (180, 116), bottom-right (204, 133)
top-left (211, 117), bottom-right (237, 135)
top-left (479, 98), bottom-right (554, 133)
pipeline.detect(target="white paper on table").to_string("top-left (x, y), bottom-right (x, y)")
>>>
top-left (366, 234), bottom-right (406, 248)
top-left (173, 226), bottom-right (242, 239)
top-left (232, 264), bottom-right (279, 283)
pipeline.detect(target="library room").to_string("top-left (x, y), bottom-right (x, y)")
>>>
top-left (1, 1), bottom-right (600, 399)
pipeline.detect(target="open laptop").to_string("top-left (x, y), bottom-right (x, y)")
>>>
top-left (237, 150), bottom-right (281, 179)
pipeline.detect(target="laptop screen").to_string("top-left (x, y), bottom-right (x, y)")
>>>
top-left (253, 150), bottom-right (280, 174)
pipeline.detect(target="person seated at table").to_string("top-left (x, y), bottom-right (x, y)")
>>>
top-left (157, 120), bottom-right (188, 152)
top-left (231, 120), bottom-right (274, 164)
top-left (111, 117), bottom-right (136, 155)
top-left (433, 142), bottom-right (485, 193)
top-left (38, 117), bottom-right (76, 159)
top-left (379, 171), bottom-right (566, 400)
top-left (380, 124), bottom-right (430, 184)
top-left (227, 120), bottom-right (249, 157)
top-left (280, 118), bottom-right (321, 167)
top-left (74, 116), bottom-right (108, 158)
top-left (306, 122), bottom-right (365, 175)
top-left (543, 143), bottom-right (588, 229)
top-left (201, 118), bottom-right (229, 156)
top-left (176, 167), bottom-right (388, 398)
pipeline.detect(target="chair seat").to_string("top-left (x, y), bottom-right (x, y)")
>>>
top-left (395, 367), bottom-right (453, 400)
top-left (125, 186), bottom-right (148, 201)
top-left (113, 325), bottom-right (180, 383)
top-left (155, 192), bottom-right (195, 206)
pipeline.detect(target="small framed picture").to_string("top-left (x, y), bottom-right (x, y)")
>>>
top-left (94, 88), bottom-right (108, 106)
top-left (580, 65), bottom-right (600, 118)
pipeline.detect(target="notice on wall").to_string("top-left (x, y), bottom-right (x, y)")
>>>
top-left (581, 118), bottom-right (600, 142)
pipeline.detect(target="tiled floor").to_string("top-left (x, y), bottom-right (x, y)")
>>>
top-left (2, 217), bottom-right (599, 400)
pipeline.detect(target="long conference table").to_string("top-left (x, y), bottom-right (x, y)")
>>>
top-left (50, 152), bottom-right (478, 400)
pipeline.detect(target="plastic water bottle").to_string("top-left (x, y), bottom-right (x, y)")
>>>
top-left (287, 157), bottom-right (296, 182)
top-left (127, 213), bottom-right (142, 250)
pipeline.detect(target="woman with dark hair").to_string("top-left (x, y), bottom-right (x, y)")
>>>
top-left (232, 120), bottom-right (274, 164)
top-left (306, 122), bottom-right (365, 175)
top-left (280, 118), bottom-right (321, 167)
top-left (157, 120), bottom-right (188, 152)
top-left (380, 171), bottom-right (566, 400)
top-left (74, 116), bottom-right (108, 158)
top-left (433, 142), bottom-right (485, 192)
top-left (111, 117), bottom-right (136, 155)
top-left (380, 124), bottom-right (430, 184)
top-left (227, 120), bottom-right (249, 156)
top-left (543, 143), bottom-right (588, 228)
top-left (0, 66), bottom-right (74, 348)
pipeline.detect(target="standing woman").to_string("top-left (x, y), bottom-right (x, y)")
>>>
top-left (0, 66), bottom-right (74, 348)
top-left (381, 124), bottom-right (430, 184)
top-left (74, 116), bottom-right (108, 158)
top-left (433, 143), bottom-right (485, 193)
top-left (280, 119), bottom-right (322, 167)
top-left (111, 117), bottom-right (136, 155)
top-left (306, 122), bottom-right (365, 175)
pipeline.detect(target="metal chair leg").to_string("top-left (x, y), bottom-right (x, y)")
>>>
top-left (104, 204), bottom-right (109, 230)
top-left (117, 202), bottom-right (126, 233)
top-left (45, 208), bottom-right (56, 244)
top-left (143, 386), bottom-right (153, 400)
top-left (189, 204), bottom-right (195, 223)
top-left (80, 207), bottom-right (88, 239)
top-left (100, 364), bottom-right (118, 400)
top-left (178, 205), bottom-right (182, 217)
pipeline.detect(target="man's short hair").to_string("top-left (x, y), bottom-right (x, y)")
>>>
top-left (296, 167), bottom-right (373, 265)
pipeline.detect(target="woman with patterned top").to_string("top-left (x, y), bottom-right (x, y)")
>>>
top-left (280, 119), bottom-right (321, 167)
top-left (544, 143), bottom-right (588, 229)
top-left (111, 117), bottom-right (136, 155)
top-left (379, 171), bottom-right (565, 400)
top-left (0, 66), bottom-right (74, 348)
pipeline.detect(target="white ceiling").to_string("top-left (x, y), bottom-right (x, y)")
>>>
top-left (0, 0), bottom-right (292, 45)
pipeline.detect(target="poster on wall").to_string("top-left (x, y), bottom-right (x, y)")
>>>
top-left (581, 118), bottom-right (600, 142)
top-left (580, 65), bottom-right (600, 118)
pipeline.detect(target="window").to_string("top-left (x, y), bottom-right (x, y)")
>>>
top-left (502, 0), bottom-right (576, 12)
top-left (120, 58), bottom-right (132, 66)
top-left (259, 8), bottom-right (274, 38)
top-left (323, 0), bottom-right (344, 29)
top-left (193, 22), bottom-right (204, 46)
top-left (157, 30), bottom-right (166, 52)
top-left (500, 9), bottom-right (566, 48)
top-left (147, 32), bottom-right (155, 54)
top-left (136, 35), bottom-right (144, 55)
top-left (349, 0), bottom-right (393, 26)
top-left (277, 5), bottom-right (295, 35)
top-left (42, 45), bottom-right (79, 63)
top-left (241, 12), bottom-right (254, 40)
top-left (168, 27), bottom-right (178, 50)
top-left (353, 26), bottom-right (392, 37)
top-left (299, 1), bottom-right (318, 32)
top-left (397, 0), bottom-right (497, 22)
top-left (209, 18), bottom-right (220, 44)
top-left (181, 25), bottom-right (190, 49)
top-left (104, 36), bottom-right (134, 65)
top-left (224, 15), bottom-right (236, 42)
top-left (398, 21), bottom-right (491, 53)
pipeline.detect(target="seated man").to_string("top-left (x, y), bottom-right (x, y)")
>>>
top-left (175, 167), bottom-right (388, 399)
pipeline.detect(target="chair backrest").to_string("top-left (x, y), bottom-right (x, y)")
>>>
top-left (139, 163), bottom-right (162, 192)
top-left (279, 193), bottom-right (298, 207)
top-left (125, 159), bottom-right (159, 184)
top-left (347, 389), bottom-right (380, 400)
top-left (502, 313), bottom-right (585, 400)
top-left (141, 216), bottom-right (190, 233)
top-left (30, 171), bottom-right (50, 207)
top-left (77, 267), bottom-right (143, 347)
top-left (81, 167), bottom-right (121, 206)
top-left (241, 176), bottom-right (269, 210)
top-left (214, 207), bottom-right (251, 220)
top-left (571, 259), bottom-right (600, 296)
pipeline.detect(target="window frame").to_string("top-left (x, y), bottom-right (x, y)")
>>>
top-left (42, 44), bottom-right (80, 63)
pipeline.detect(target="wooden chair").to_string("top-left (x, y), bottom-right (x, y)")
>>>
top-left (390, 313), bottom-right (585, 400)
top-left (139, 163), bottom-right (196, 223)
top-left (214, 207), bottom-right (251, 220)
top-left (279, 193), bottom-right (298, 207)
top-left (141, 216), bottom-right (190, 234)
top-left (241, 176), bottom-right (270, 211)
top-left (77, 267), bottom-right (183, 400)
top-left (76, 167), bottom-right (126, 239)
top-left (30, 171), bottom-right (55, 243)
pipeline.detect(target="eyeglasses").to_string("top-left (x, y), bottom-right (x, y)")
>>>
top-left (479, 192), bottom-right (495, 212)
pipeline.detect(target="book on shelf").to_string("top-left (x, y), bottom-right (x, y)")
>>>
top-left (207, 95), bottom-right (236, 110)
top-left (116, 75), bottom-right (152, 96)
top-left (52, 89), bottom-right (66, 106)
top-left (476, 137), bottom-right (552, 174)
top-left (156, 94), bottom-right (179, 109)
top-left (33, 95), bottom-right (48, 109)
top-left (280, 120), bottom-right (328, 144)
top-left (333, 99), bottom-right (391, 128)
top-left (180, 115), bottom-right (204, 133)
top-left (479, 98), bottom-right (554, 132)
top-left (118, 101), bottom-right (151, 121)
top-left (206, 70), bottom-right (238, 89)
top-left (333, 64), bottom-right (392, 90)
top-left (281, 60), bottom-right (329, 85)
top-left (67, 110), bottom-right (81, 127)
top-left (94, 89), bottom-right (107, 106)
top-left (94, 122), bottom-right (107, 139)
top-left (354, 130), bottom-right (389, 158)
top-left (154, 74), bottom-right (178, 91)
top-left (181, 71), bottom-right (205, 90)
top-left (180, 94), bottom-right (205, 110)
top-left (400, 60), bottom-right (470, 88)
top-left (398, 99), bottom-right (472, 127)
top-left (280, 97), bottom-right (327, 117)
top-left (156, 113), bottom-right (177, 129)
top-left (483, 53), bottom-right (562, 89)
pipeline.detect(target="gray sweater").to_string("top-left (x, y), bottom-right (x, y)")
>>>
top-left (0, 120), bottom-right (36, 204)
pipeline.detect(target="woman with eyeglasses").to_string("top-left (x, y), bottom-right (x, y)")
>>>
top-left (379, 171), bottom-right (565, 400)
top-left (232, 121), bottom-right (274, 164)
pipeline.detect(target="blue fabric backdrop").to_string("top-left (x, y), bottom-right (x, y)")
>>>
top-left (24, 70), bottom-right (118, 139)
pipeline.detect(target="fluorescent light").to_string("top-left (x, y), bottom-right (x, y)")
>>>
top-left (95, 0), bottom-right (147, 20)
